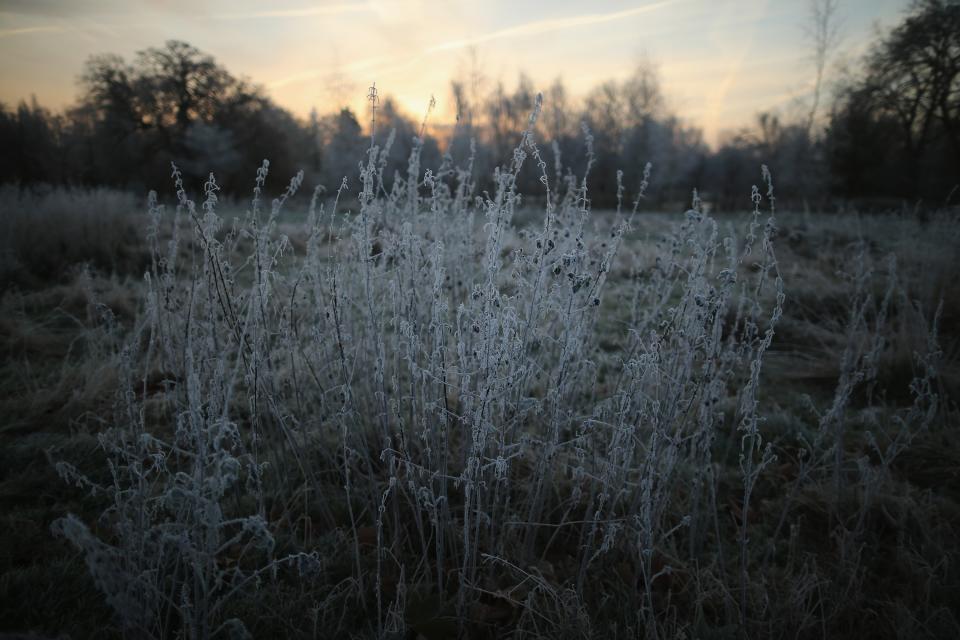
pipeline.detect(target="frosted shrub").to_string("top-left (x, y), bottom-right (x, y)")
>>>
top-left (48, 92), bottom-right (950, 638)
top-left (51, 171), bottom-right (319, 639)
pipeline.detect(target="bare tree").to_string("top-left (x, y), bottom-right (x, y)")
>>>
top-left (323, 49), bottom-right (357, 111)
top-left (623, 55), bottom-right (665, 127)
top-left (805, 0), bottom-right (842, 139)
top-left (829, 0), bottom-right (960, 199)
top-left (450, 46), bottom-right (487, 131)
top-left (868, 1), bottom-right (960, 170)
top-left (543, 76), bottom-right (570, 143)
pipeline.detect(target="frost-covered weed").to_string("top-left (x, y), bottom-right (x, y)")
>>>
top-left (49, 93), bottom-right (951, 639)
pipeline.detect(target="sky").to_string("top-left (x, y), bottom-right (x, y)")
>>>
top-left (0, 0), bottom-right (912, 147)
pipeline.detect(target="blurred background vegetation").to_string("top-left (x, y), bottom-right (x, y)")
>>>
top-left (0, 0), bottom-right (957, 213)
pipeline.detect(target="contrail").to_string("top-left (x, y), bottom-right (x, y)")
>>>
top-left (270, 0), bottom-right (686, 91)
top-left (269, 53), bottom-right (395, 90)
top-left (214, 3), bottom-right (371, 21)
top-left (425, 0), bottom-right (685, 53)
top-left (700, 0), bottom-right (768, 146)
top-left (0, 25), bottom-right (64, 38)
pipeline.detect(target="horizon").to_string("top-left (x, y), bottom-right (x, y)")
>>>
top-left (1, 0), bottom-right (911, 148)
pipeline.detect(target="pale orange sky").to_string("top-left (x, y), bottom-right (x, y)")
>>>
top-left (0, 0), bottom-right (910, 147)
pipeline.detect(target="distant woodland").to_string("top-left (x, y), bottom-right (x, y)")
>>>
top-left (1, 0), bottom-right (958, 210)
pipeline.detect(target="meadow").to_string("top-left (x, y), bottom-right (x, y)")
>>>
top-left (1, 100), bottom-right (958, 639)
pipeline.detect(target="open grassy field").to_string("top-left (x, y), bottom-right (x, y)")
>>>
top-left (1, 131), bottom-right (958, 639)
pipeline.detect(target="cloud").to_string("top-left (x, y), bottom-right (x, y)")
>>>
top-left (0, 0), bottom-right (75, 16)
top-left (424, 0), bottom-right (686, 53)
top-left (213, 3), bottom-right (371, 20)
top-left (0, 25), bottom-right (65, 38)
top-left (0, 0), bottom-right (140, 17)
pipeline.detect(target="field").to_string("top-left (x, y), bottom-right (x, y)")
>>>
top-left (1, 121), bottom-right (959, 639)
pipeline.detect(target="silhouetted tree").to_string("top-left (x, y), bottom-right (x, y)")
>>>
top-left (71, 40), bottom-right (313, 191)
top-left (829, 0), bottom-right (960, 203)
top-left (0, 98), bottom-right (63, 187)
top-left (321, 108), bottom-right (365, 189)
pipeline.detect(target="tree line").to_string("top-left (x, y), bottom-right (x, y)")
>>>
top-left (1, 0), bottom-right (957, 211)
